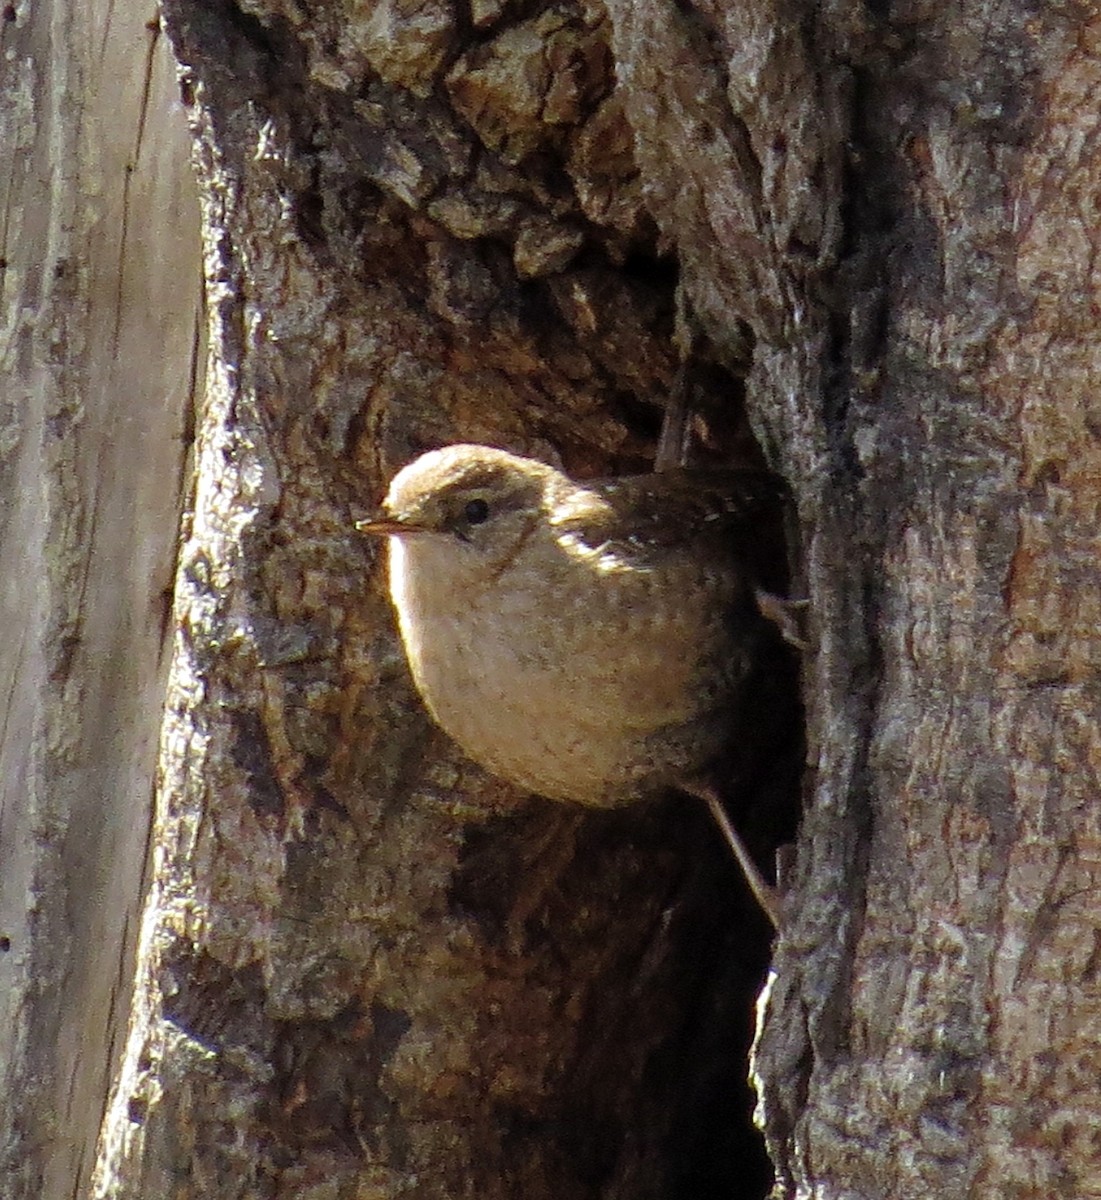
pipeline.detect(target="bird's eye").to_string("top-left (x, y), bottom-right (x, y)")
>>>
top-left (464, 498), bottom-right (490, 525)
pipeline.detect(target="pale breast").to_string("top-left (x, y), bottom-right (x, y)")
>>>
top-left (389, 531), bottom-right (749, 804)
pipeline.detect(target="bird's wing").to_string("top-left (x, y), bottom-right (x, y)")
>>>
top-left (545, 468), bottom-right (792, 596)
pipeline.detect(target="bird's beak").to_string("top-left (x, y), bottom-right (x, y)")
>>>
top-left (355, 515), bottom-right (426, 537)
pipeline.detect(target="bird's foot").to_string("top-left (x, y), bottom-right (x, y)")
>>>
top-left (682, 781), bottom-right (782, 930)
top-left (755, 588), bottom-right (810, 651)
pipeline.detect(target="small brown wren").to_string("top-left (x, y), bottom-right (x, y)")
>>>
top-left (358, 444), bottom-right (797, 926)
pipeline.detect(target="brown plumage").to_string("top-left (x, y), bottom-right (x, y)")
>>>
top-left (359, 444), bottom-right (790, 810)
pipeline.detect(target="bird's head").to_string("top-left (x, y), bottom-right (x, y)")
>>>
top-left (357, 445), bottom-right (564, 587)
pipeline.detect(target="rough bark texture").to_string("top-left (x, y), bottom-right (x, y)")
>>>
top-left (88, 0), bottom-right (1101, 1198)
top-left (94, 1), bottom-right (789, 1198)
top-left (751, 8), bottom-right (1101, 1197)
top-left (0, 4), bottom-right (201, 1200)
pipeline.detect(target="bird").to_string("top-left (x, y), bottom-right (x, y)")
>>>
top-left (357, 444), bottom-right (797, 926)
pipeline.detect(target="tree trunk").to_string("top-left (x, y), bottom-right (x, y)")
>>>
top-left (753, 7), bottom-right (1101, 1195)
top-left (0, 3), bottom-right (200, 1199)
top-left (93, 1), bottom-right (782, 1197)
top-left (81, 0), bottom-right (1101, 1198)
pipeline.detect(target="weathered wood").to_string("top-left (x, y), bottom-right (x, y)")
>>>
top-left (0, 3), bottom-right (200, 1198)
top-left (73, 0), bottom-right (1101, 1197)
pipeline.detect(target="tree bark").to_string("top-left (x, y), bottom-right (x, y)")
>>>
top-left (94, 1), bottom-right (782, 1198)
top-left (754, 7), bottom-right (1101, 1196)
top-left (0, 3), bottom-right (201, 1199)
top-left (85, 0), bottom-right (1101, 1198)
